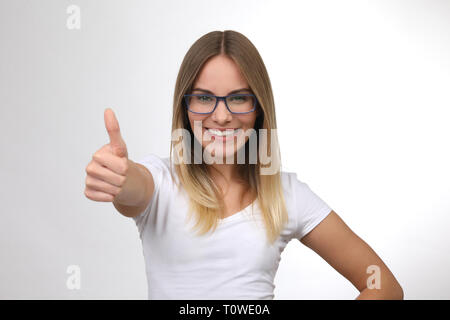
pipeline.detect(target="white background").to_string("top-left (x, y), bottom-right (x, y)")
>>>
top-left (0, 0), bottom-right (449, 299)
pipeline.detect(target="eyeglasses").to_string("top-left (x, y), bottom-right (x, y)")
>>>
top-left (184, 93), bottom-right (258, 114)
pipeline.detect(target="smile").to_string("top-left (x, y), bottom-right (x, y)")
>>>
top-left (204, 128), bottom-right (241, 141)
top-left (206, 128), bottom-right (239, 136)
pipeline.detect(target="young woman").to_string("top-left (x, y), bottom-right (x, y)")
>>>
top-left (84, 30), bottom-right (403, 300)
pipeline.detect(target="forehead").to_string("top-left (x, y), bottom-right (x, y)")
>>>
top-left (193, 55), bottom-right (249, 93)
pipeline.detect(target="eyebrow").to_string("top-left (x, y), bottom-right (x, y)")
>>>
top-left (192, 87), bottom-right (252, 95)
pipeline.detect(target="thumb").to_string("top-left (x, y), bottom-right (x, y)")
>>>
top-left (104, 108), bottom-right (128, 158)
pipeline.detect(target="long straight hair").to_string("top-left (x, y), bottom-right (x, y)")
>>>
top-left (169, 30), bottom-right (288, 245)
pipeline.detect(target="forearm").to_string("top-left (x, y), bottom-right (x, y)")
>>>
top-left (113, 159), bottom-right (148, 207)
top-left (356, 284), bottom-right (404, 300)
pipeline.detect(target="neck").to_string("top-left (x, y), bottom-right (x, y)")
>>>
top-left (208, 162), bottom-right (239, 183)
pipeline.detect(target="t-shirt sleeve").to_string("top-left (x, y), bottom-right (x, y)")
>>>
top-left (290, 173), bottom-right (333, 241)
top-left (131, 153), bottom-right (166, 233)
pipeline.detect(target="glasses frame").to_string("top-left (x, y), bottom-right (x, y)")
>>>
top-left (183, 93), bottom-right (258, 114)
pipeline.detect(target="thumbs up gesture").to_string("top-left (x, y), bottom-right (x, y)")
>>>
top-left (84, 108), bottom-right (130, 202)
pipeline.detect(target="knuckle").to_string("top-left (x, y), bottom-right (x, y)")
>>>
top-left (87, 163), bottom-right (96, 175)
top-left (85, 176), bottom-right (93, 188)
top-left (92, 152), bottom-right (102, 162)
top-left (116, 145), bottom-right (125, 153)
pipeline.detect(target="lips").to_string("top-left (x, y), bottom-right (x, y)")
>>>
top-left (205, 127), bottom-right (237, 131)
top-left (202, 127), bottom-right (241, 142)
top-left (206, 128), bottom-right (238, 136)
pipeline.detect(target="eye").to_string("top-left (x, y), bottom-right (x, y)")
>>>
top-left (229, 95), bottom-right (248, 103)
top-left (197, 95), bottom-right (213, 102)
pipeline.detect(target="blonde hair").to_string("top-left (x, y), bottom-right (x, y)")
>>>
top-left (169, 30), bottom-right (288, 245)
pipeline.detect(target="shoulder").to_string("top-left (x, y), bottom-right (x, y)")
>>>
top-left (279, 170), bottom-right (333, 240)
top-left (280, 170), bottom-right (329, 209)
top-left (280, 170), bottom-right (307, 196)
top-left (136, 153), bottom-right (171, 171)
top-left (280, 170), bottom-right (321, 196)
top-left (135, 153), bottom-right (178, 188)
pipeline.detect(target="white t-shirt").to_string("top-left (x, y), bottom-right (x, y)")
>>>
top-left (132, 154), bottom-right (333, 300)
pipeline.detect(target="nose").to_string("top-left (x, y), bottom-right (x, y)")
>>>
top-left (211, 98), bottom-right (232, 123)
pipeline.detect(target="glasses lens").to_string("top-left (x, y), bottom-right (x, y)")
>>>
top-left (187, 95), bottom-right (216, 113)
top-left (226, 94), bottom-right (255, 113)
top-left (186, 94), bottom-right (256, 113)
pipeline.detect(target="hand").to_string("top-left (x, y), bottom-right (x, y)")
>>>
top-left (84, 108), bottom-right (130, 202)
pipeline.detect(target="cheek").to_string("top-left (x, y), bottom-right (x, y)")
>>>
top-left (242, 117), bottom-right (257, 130)
top-left (188, 115), bottom-right (205, 131)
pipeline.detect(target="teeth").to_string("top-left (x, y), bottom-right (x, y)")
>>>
top-left (207, 128), bottom-right (238, 136)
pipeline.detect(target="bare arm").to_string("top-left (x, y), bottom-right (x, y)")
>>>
top-left (84, 108), bottom-right (155, 218)
top-left (112, 161), bottom-right (154, 218)
top-left (300, 210), bottom-right (404, 300)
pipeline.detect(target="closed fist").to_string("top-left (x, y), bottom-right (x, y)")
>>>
top-left (84, 108), bottom-right (130, 202)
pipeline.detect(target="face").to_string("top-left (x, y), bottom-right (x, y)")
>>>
top-left (187, 54), bottom-right (259, 162)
